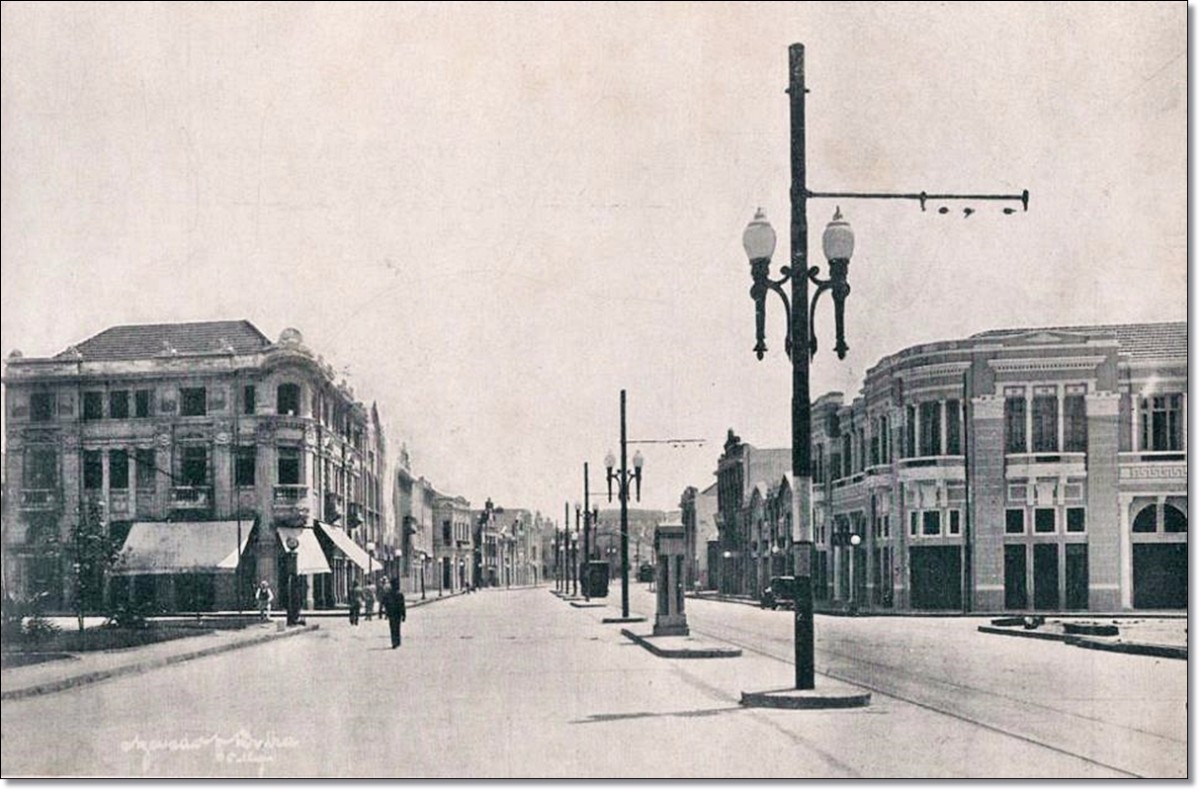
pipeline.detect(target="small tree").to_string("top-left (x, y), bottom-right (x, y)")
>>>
top-left (68, 499), bottom-right (125, 633)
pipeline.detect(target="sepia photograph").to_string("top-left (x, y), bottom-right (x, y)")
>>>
top-left (0, 1), bottom-right (1187, 779)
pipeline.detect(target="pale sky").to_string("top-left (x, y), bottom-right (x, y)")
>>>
top-left (1, 2), bottom-right (1187, 522)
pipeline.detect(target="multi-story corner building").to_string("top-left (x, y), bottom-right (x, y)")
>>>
top-left (713, 431), bottom-right (790, 596)
top-left (702, 322), bottom-right (1186, 613)
top-left (2, 321), bottom-right (387, 612)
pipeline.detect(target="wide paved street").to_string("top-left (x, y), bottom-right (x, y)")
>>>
top-left (1, 586), bottom-right (1185, 778)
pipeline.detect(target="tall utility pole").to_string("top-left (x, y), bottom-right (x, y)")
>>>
top-left (743, 43), bottom-right (1027, 693)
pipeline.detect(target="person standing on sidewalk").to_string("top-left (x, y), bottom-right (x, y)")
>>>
top-left (255, 580), bottom-right (274, 621)
top-left (363, 582), bottom-right (376, 622)
top-left (349, 583), bottom-right (363, 626)
top-left (381, 578), bottom-right (407, 649)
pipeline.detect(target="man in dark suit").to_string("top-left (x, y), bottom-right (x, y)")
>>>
top-left (381, 577), bottom-right (407, 649)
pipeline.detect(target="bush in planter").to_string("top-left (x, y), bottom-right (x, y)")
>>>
top-left (23, 615), bottom-right (61, 644)
top-left (104, 602), bottom-right (154, 630)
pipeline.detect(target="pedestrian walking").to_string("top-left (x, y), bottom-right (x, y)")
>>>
top-left (349, 583), bottom-right (363, 626)
top-left (381, 577), bottom-right (407, 648)
top-left (255, 580), bottom-right (274, 621)
top-left (363, 582), bottom-right (376, 621)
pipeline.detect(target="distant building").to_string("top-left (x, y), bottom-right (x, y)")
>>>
top-left (2, 321), bottom-right (387, 612)
top-left (695, 322), bottom-right (1186, 612)
top-left (713, 430), bottom-right (790, 596)
top-left (679, 482), bottom-right (717, 589)
top-left (433, 493), bottom-right (474, 594)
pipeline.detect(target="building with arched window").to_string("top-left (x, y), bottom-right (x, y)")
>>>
top-left (694, 321), bottom-right (1185, 613)
top-left (3, 320), bottom-right (389, 613)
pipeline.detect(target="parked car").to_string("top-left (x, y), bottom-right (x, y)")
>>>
top-left (760, 576), bottom-right (797, 610)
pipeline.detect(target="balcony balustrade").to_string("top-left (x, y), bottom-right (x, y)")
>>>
top-left (20, 489), bottom-right (58, 511)
top-left (170, 485), bottom-right (212, 510)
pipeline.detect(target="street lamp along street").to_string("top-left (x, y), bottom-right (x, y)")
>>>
top-left (736, 42), bottom-right (1027, 710)
top-left (605, 390), bottom-right (644, 619)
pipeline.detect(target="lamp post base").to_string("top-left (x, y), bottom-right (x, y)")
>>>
top-left (740, 679), bottom-right (871, 709)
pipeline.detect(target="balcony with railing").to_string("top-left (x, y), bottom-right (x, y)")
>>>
top-left (1118, 451), bottom-right (1187, 484)
top-left (1004, 452), bottom-right (1086, 480)
top-left (19, 489), bottom-right (58, 512)
top-left (170, 485), bottom-right (212, 511)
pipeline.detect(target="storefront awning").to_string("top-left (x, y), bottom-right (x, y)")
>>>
top-left (314, 521), bottom-right (372, 570)
top-left (277, 527), bottom-right (332, 575)
top-left (113, 521), bottom-right (251, 576)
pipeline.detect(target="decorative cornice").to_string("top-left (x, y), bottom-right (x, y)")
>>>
top-left (988, 356), bottom-right (1106, 373)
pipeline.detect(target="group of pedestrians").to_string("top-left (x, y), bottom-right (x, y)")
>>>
top-left (254, 577), bottom-right (407, 649)
top-left (350, 577), bottom-right (408, 648)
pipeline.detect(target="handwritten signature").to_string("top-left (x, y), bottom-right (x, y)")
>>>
top-left (121, 729), bottom-right (300, 772)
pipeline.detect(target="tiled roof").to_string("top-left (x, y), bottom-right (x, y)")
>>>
top-left (970, 322), bottom-right (1186, 361)
top-left (58, 320), bottom-right (272, 361)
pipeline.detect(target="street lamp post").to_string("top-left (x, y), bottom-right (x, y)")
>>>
top-left (575, 497), bottom-right (599, 599)
top-left (570, 530), bottom-right (579, 596)
top-left (849, 533), bottom-right (862, 615)
top-left (605, 389), bottom-right (645, 620)
top-left (741, 42), bottom-right (1027, 694)
top-left (284, 536), bottom-right (300, 626)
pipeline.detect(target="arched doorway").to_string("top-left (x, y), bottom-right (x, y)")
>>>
top-left (1131, 503), bottom-right (1187, 609)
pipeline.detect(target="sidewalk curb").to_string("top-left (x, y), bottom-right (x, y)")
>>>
top-left (976, 625), bottom-right (1065, 642)
top-left (2, 624), bottom-right (320, 702)
top-left (620, 628), bottom-right (742, 659)
top-left (976, 624), bottom-right (1187, 660)
top-left (1065, 636), bottom-right (1187, 660)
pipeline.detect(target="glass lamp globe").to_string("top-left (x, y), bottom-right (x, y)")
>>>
top-left (743, 208), bottom-right (777, 262)
top-left (822, 207), bottom-right (855, 262)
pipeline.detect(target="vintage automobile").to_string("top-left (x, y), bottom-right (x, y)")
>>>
top-left (760, 576), bottom-right (797, 610)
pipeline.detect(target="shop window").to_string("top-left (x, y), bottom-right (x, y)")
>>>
top-left (1034, 507), bottom-right (1056, 533)
top-left (109, 391), bottom-right (130, 420)
top-left (243, 385), bottom-right (257, 415)
top-left (277, 383), bottom-right (301, 416)
top-left (236, 447), bottom-right (256, 487)
top-left (1004, 395), bottom-right (1027, 453)
top-left (1005, 508), bottom-right (1025, 535)
top-left (109, 450), bottom-right (129, 490)
top-left (1141, 395), bottom-right (1183, 452)
top-left (922, 511), bottom-right (941, 536)
top-left (180, 387), bottom-right (207, 417)
top-left (84, 450), bottom-right (103, 489)
top-left (135, 389), bottom-right (153, 418)
top-left (180, 446), bottom-right (209, 486)
top-left (83, 392), bottom-right (104, 421)
top-left (30, 392), bottom-right (55, 422)
top-left (909, 512), bottom-right (919, 537)
top-left (1066, 507), bottom-right (1086, 533)
top-left (949, 510), bottom-right (961, 535)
